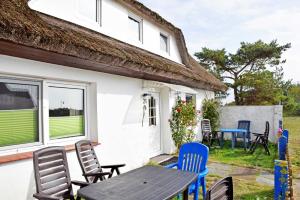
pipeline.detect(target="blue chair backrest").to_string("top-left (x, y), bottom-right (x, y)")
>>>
top-left (237, 120), bottom-right (251, 138)
top-left (177, 142), bottom-right (209, 174)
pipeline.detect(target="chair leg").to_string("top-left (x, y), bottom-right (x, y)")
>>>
top-left (201, 177), bottom-right (206, 200)
top-left (263, 140), bottom-right (270, 155)
top-left (250, 137), bottom-right (260, 154)
top-left (76, 196), bottom-right (81, 200)
top-left (193, 180), bottom-right (199, 200)
top-left (249, 136), bottom-right (258, 152)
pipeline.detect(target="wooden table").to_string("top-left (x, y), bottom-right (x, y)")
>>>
top-left (78, 165), bottom-right (198, 200)
top-left (220, 128), bottom-right (248, 149)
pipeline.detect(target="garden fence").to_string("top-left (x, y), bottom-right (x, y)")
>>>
top-left (274, 130), bottom-right (294, 200)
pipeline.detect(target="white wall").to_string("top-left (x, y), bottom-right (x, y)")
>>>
top-left (220, 105), bottom-right (283, 142)
top-left (0, 55), bottom-right (154, 199)
top-left (28, 0), bottom-right (183, 64)
top-left (0, 55), bottom-right (214, 199)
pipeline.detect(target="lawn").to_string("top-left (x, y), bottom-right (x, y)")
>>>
top-left (200, 174), bottom-right (273, 200)
top-left (283, 116), bottom-right (300, 174)
top-left (209, 141), bottom-right (277, 170)
top-left (0, 109), bottom-right (38, 147)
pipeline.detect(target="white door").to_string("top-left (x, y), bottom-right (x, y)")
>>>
top-left (147, 92), bottom-right (161, 157)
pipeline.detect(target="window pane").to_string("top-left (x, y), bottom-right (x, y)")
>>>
top-left (0, 81), bottom-right (39, 147)
top-left (49, 87), bottom-right (85, 139)
top-left (79, 0), bottom-right (97, 21)
top-left (129, 17), bottom-right (141, 41)
top-left (186, 94), bottom-right (196, 105)
top-left (160, 34), bottom-right (168, 52)
top-left (148, 97), bottom-right (156, 126)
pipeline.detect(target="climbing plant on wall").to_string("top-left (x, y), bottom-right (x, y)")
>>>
top-left (169, 97), bottom-right (198, 150)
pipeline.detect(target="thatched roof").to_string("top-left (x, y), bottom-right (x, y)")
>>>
top-left (0, 0), bottom-right (226, 91)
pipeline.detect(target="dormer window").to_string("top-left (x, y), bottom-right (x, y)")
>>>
top-left (160, 33), bottom-right (169, 53)
top-left (128, 15), bottom-right (143, 42)
top-left (78, 0), bottom-right (101, 25)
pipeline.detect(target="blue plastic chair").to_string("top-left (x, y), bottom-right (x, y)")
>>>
top-left (236, 120), bottom-right (251, 148)
top-left (166, 142), bottom-right (209, 200)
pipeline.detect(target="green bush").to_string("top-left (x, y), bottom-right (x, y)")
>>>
top-left (202, 99), bottom-right (220, 131)
top-left (169, 97), bottom-right (197, 150)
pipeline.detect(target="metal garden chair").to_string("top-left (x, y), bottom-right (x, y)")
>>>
top-left (33, 146), bottom-right (88, 200)
top-left (166, 142), bottom-right (209, 200)
top-left (201, 119), bottom-right (220, 147)
top-left (235, 120), bottom-right (251, 148)
top-left (249, 121), bottom-right (270, 155)
top-left (75, 140), bottom-right (125, 183)
top-left (205, 176), bottom-right (233, 200)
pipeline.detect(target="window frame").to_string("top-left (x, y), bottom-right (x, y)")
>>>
top-left (128, 13), bottom-right (143, 43)
top-left (148, 96), bottom-right (157, 126)
top-left (77, 0), bottom-right (102, 26)
top-left (45, 81), bottom-right (89, 145)
top-left (0, 77), bottom-right (43, 151)
top-left (160, 33), bottom-right (170, 54)
top-left (0, 76), bottom-right (89, 152)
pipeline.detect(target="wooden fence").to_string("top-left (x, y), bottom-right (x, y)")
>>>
top-left (274, 130), bottom-right (294, 200)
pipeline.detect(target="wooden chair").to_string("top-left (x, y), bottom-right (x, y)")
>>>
top-left (33, 146), bottom-right (88, 200)
top-left (166, 142), bottom-right (209, 200)
top-left (75, 140), bottom-right (125, 183)
top-left (201, 119), bottom-right (220, 147)
top-left (205, 177), bottom-right (233, 200)
top-left (249, 121), bottom-right (270, 155)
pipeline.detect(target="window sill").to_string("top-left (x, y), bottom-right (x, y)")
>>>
top-left (0, 142), bottom-right (100, 164)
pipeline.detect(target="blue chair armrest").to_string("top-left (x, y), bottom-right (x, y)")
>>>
top-left (198, 168), bottom-right (209, 178)
top-left (165, 162), bottom-right (178, 169)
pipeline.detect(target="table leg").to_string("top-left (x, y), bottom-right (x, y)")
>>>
top-left (243, 133), bottom-right (246, 151)
top-left (221, 132), bottom-right (224, 148)
top-left (183, 188), bottom-right (189, 200)
top-left (231, 132), bottom-right (235, 148)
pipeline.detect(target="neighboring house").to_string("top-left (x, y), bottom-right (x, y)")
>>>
top-left (0, 83), bottom-right (35, 109)
top-left (0, 0), bottom-right (225, 199)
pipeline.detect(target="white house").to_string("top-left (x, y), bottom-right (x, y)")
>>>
top-left (0, 0), bottom-right (225, 199)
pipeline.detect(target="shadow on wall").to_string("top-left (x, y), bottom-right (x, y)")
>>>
top-left (26, 170), bottom-right (36, 200)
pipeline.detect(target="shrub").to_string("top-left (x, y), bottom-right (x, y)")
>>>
top-left (169, 97), bottom-right (198, 150)
top-left (202, 99), bottom-right (220, 131)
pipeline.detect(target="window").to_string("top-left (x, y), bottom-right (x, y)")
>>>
top-left (78, 0), bottom-right (101, 25)
top-left (49, 86), bottom-right (85, 139)
top-left (0, 76), bottom-right (88, 150)
top-left (160, 33), bottom-right (169, 53)
top-left (148, 96), bottom-right (156, 126)
top-left (128, 16), bottom-right (142, 42)
top-left (0, 79), bottom-right (40, 148)
top-left (186, 94), bottom-right (196, 105)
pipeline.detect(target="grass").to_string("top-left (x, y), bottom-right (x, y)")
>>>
top-left (49, 115), bottom-right (84, 139)
top-left (282, 116), bottom-right (300, 174)
top-left (0, 109), bottom-right (38, 147)
top-left (200, 174), bottom-right (273, 200)
top-left (209, 141), bottom-right (277, 170)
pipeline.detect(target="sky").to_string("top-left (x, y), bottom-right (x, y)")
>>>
top-left (139, 0), bottom-right (300, 83)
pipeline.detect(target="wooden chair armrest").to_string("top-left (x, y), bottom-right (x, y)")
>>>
top-left (252, 132), bottom-right (264, 136)
top-left (33, 193), bottom-right (60, 200)
top-left (101, 164), bottom-right (126, 169)
top-left (71, 180), bottom-right (89, 187)
top-left (84, 172), bottom-right (112, 177)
